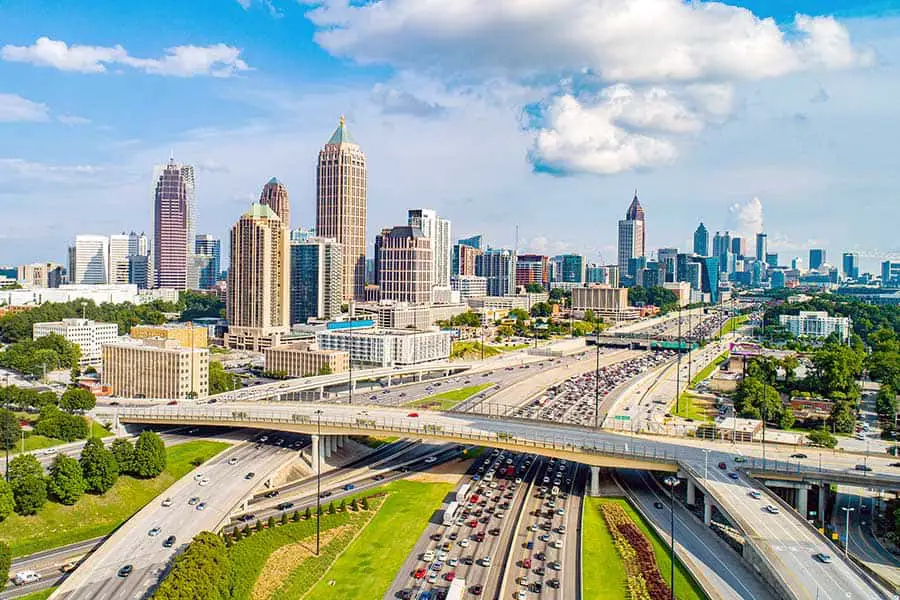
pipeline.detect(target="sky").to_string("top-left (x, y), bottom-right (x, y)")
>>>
top-left (1, 0), bottom-right (899, 273)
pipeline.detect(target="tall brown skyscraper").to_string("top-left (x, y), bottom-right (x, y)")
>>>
top-left (316, 116), bottom-right (367, 301)
top-left (259, 177), bottom-right (290, 228)
top-left (152, 157), bottom-right (195, 289)
top-left (224, 203), bottom-right (290, 351)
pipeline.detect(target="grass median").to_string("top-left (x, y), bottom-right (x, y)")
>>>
top-left (0, 439), bottom-right (229, 557)
top-left (406, 383), bottom-right (493, 410)
top-left (583, 497), bottom-right (706, 600)
top-left (14, 587), bottom-right (57, 600)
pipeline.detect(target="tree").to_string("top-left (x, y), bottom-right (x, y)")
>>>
top-left (829, 401), bottom-right (856, 434)
top-left (60, 388), bottom-right (96, 412)
top-left (0, 409), bottom-right (19, 451)
top-left (34, 405), bottom-right (89, 442)
top-left (0, 541), bottom-right (10, 588)
top-left (524, 283), bottom-right (544, 293)
top-left (209, 361), bottom-right (239, 394)
top-left (80, 437), bottom-right (119, 494)
top-left (152, 531), bottom-right (232, 600)
top-left (48, 454), bottom-right (86, 505)
top-left (328, 501), bottom-right (336, 515)
top-left (255, 519), bottom-right (264, 532)
top-left (110, 438), bottom-right (136, 475)
top-left (807, 428), bottom-right (838, 448)
top-left (583, 309), bottom-right (595, 324)
top-left (876, 385), bottom-right (897, 420)
top-left (339, 499), bottom-right (346, 512)
top-left (350, 497), bottom-right (358, 511)
top-left (8, 453), bottom-right (43, 482)
top-left (280, 512), bottom-right (288, 526)
top-left (317, 364), bottom-right (333, 376)
top-left (12, 475), bottom-right (47, 515)
top-left (292, 510), bottom-right (300, 522)
top-left (779, 407), bottom-right (795, 430)
top-left (530, 302), bottom-right (551, 318)
top-left (0, 480), bottom-right (14, 521)
top-left (361, 496), bottom-right (369, 511)
top-left (508, 308), bottom-right (529, 322)
top-left (132, 431), bottom-right (166, 478)
top-left (267, 515), bottom-right (276, 529)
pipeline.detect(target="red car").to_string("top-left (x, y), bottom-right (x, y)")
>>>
top-left (469, 519), bottom-right (478, 527)
top-left (167, 400), bottom-right (178, 405)
top-left (407, 412), bottom-right (419, 418)
top-left (523, 557), bottom-right (532, 569)
top-left (444, 572), bottom-right (456, 582)
top-left (718, 461), bottom-right (727, 470)
top-left (413, 568), bottom-right (427, 579)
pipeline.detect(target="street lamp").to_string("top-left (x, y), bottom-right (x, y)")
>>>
top-left (663, 475), bottom-right (680, 600)
top-left (314, 409), bottom-right (324, 556)
top-left (702, 448), bottom-right (710, 481)
top-left (594, 315), bottom-right (601, 429)
top-left (841, 506), bottom-right (854, 558)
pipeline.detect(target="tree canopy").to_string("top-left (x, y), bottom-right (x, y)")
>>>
top-left (152, 531), bottom-right (233, 600)
top-left (80, 437), bottom-right (119, 494)
top-left (48, 454), bottom-right (86, 505)
top-left (60, 388), bottom-right (96, 412)
top-left (132, 431), bottom-right (167, 478)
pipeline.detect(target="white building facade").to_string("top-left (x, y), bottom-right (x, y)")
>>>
top-left (408, 209), bottom-right (452, 289)
top-left (315, 328), bottom-right (451, 367)
top-left (69, 235), bottom-right (110, 285)
top-left (33, 318), bottom-right (120, 366)
top-left (778, 311), bottom-right (851, 342)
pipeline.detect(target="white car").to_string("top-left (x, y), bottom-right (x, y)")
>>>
top-left (161, 497), bottom-right (173, 507)
top-left (148, 527), bottom-right (162, 536)
top-left (42, 448), bottom-right (58, 456)
top-left (422, 550), bottom-right (435, 562)
top-left (199, 477), bottom-right (210, 487)
top-left (228, 457), bottom-right (238, 465)
top-left (193, 473), bottom-right (204, 481)
top-left (424, 456), bottom-right (437, 464)
top-left (459, 539), bottom-right (469, 547)
top-left (13, 571), bottom-right (40, 586)
top-left (765, 505), bottom-right (780, 514)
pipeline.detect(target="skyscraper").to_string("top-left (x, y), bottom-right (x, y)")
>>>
top-left (108, 234), bottom-right (132, 284)
top-left (516, 254), bottom-right (550, 290)
top-left (617, 192), bottom-right (646, 274)
top-left (194, 234), bottom-right (221, 289)
top-left (712, 231), bottom-right (732, 273)
top-left (453, 235), bottom-right (483, 276)
top-left (755, 233), bottom-right (768, 262)
top-left (551, 254), bottom-right (585, 283)
top-left (657, 248), bottom-right (677, 283)
top-left (842, 253), bottom-right (860, 280)
top-left (809, 249), bottom-right (826, 271)
top-left (152, 157), bottom-right (195, 290)
top-left (730, 236), bottom-right (745, 259)
top-left (693, 223), bottom-right (709, 257)
top-left (225, 203), bottom-right (290, 351)
top-left (290, 237), bottom-right (343, 324)
top-left (68, 235), bottom-right (109, 285)
top-left (408, 209), bottom-right (451, 288)
top-left (316, 116), bottom-right (367, 301)
top-left (259, 177), bottom-right (291, 228)
top-left (477, 248), bottom-right (516, 296)
top-left (374, 225), bottom-right (433, 304)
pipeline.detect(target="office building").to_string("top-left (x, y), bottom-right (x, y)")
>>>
top-left (225, 203), bottom-right (290, 351)
top-left (102, 338), bottom-right (208, 399)
top-left (765, 253), bottom-right (778, 268)
top-left (883, 261), bottom-right (900, 288)
top-left (408, 209), bottom-right (451, 288)
top-left (685, 262), bottom-right (702, 290)
top-left (697, 256), bottom-right (720, 303)
top-left (755, 233), bottom-right (767, 262)
top-left (617, 192), bottom-right (646, 273)
top-left (809, 249), bottom-right (826, 271)
top-left (128, 255), bottom-right (150, 289)
top-left (316, 328), bottom-right (451, 367)
top-left (657, 248), bottom-right (677, 283)
top-left (731, 236), bottom-right (745, 259)
top-left (290, 237), bottom-right (343, 324)
top-left (68, 235), bottom-right (110, 285)
top-left (551, 254), bottom-right (585, 284)
top-left (264, 341), bottom-right (349, 377)
top-left (586, 264), bottom-right (619, 287)
top-left (451, 275), bottom-right (488, 300)
top-left (516, 254), bottom-right (550, 290)
top-left (290, 227), bottom-right (316, 244)
top-left (712, 231), bottom-right (732, 274)
top-left (779, 311), bottom-right (851, 342)
top-left (316, 116), bottom-right (367, 300)
top-left (693, 223), bottom-right (709, 257)
top-left (130, 323), bottom-right (208, 348)
top-left (152, 157), bottom-right (195, 290)
top-left (259, 177), bottom-right (291, 228)
top-left (1, 285), bottom-right (176, 309)
top-left (374, 226), bottom-right (433, 304)
top-left (571, 286), bottom-right (637, 321)
top-left (194, 234), bottom-right (221, 289)
top-left (770, 269), bottom-right (787, 289)
top-left (454, 243), bottom-right (482, 276)
top-left (477, 248), bottom-right (516, 297)
top-left (108, 234), bottom-right (133, 285)
top-left (16, 263), bottom-right (64, 288)
top-left (842, 253), bottom-right (860, 280)
top-left (33, 318), bottom-right (119, 367)
top-left (359, 301), bottom-right (468, 329)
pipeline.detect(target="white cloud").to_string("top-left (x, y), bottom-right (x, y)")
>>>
top-left (0, 93), bottom-right (49, 122)
top-left (1, 37), bottom-right (251, 77)
top-left (370, 84), bottom-right (446, 117)
top-left (727, 196), bottom-right (764, 238)
top-left (306, 0), bottom-right (870, 82)
top-left (57, 115), bottom-right (91, 125)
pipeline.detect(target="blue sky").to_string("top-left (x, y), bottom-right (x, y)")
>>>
top-left (1, 0), bottom-right (899, 272)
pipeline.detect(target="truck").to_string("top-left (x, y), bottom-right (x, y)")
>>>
top-left (442, 501), bottom-right (460, 526)
top-left (456, 483), bottom-right (471, 504)
top-left (446, 578), bottom-right (466, 600)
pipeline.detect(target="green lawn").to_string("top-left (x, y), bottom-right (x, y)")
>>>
top-left (451, 341), bottom-right (501, 360)
top-left (10, 417), bottom-right (111, 456)
top-left (689, 352), bottom-right (728, 388)
top-left (583, 498), bottom-right (707, 600)
top-left (0, 440), bottom-right (229, 557)
top-left (14, 587), bottom-right (57, 600)
top-left (304, 480), bottom-right (453, 600)
top-left (714, 314), bottom-right (749, 339)
top-left (672, 393), bottom-right (714, 422)
top-left (350, 435), bottom-right (399, 449)
top-left (406, 383), bottom-right (493, 410)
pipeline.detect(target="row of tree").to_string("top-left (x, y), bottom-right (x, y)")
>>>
top-left (0, 431), bottom-right (166, 519)
top-left (152, 532), bottom-right (233, 600)
top-left (0, 333), bottom-right (82, 378)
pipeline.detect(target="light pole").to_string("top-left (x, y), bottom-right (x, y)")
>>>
top-left (663, 475), bottom-right (680, 600)
top-left (676, 306), bottom-right (682, 413)
top-left (842, 506), bottom-right (854, 558)
top-left (348, 304), bottom-right (354, 406)
top-left (314, 409), bottom-right (323, 556)
top-left (703, 448), bottom-right (710, 481)
top-left (594, 316), bottom-right (600, 429)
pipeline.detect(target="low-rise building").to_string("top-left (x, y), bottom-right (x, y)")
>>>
top-left (451, 275), bottom-right (487, 300)
top-left (130, 323), bottom-right (208, 348)
top-left (315, 328), bottom-right (451, 367)
top-left (264, 341), bottom-right (349, 377)
top-left (571, 286), bottom-right (640, 321)
top-left (102, 338), bottom-right (209, 399)
top-left (357, 301), bottom-right (468, 329)
top-left (778, 311), bottom-right (851, 342)
top-left (33, 318), bottom-right (119, 366)
top-left (0, 284), bottom-right (178, 308)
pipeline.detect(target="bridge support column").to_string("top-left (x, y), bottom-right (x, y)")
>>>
top-left (336, 435), bottom-right (344, 450)
top-left (686, 480), bottom-right (696, 506)
top-left (311, 434), bottom-right (320, 466)
top-left (590, 466), bottom-right (600, 497)
top-left (797, 486), bottom-right (808, 518)
top-left (703, 501), bottom-right (713, 525)
top-left (323, 436), bottom-right (332, 459)
top-left (818, 485), bottom-right (826, 526)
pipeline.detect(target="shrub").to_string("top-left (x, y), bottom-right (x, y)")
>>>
top-left (267, 516), bottom-right (276, 529)
top-left (292, 510), bottom-right (300, 522)
top-left (152, 531), bottom-right (232, 600)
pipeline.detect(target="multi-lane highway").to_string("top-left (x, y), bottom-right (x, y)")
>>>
top-left (833, 492), bottom-right (900, 571)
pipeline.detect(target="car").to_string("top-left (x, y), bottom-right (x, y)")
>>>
top-left (193, 472), bottom-right (205, 481)
top-left (373, 474), bottom-right (385, 481)
top-left (228, 457), bottom-right (239, 465)
top-left (117, 565), bottom-right (134, 578)
top-left (344, 483), bottom-right (356, 491)
top-left (444, 572), bottom-right (456, 582)
top-left (245, 472), bottom-right (256, 479)
top-left (728, 472), bottom-right (739, 480)
top-left (733, 456), bottom-right (746, 463)
top-left (855, 464), bottom-right (873, 472)
top-left (148, 527), bottom-right (162, 536)
top-left (196, 502), bottom-right (207, 511)
top-left (516, 591), bottom-right (527, 600)
top-left (547, 578), bottom-right (560, 589)
top-left (424, 456), bottom-right (437, 464)
top-left (162, 497), bottom-right (173, 507)
top-left (549, 560), bottom-right (561, 571)
top-left (276, 502), bottom-right (294, 511)
top-left (13, 570), bottom-right (40, 586)
top-left (749, 490), bottom-right (762, 499)
top-left (552, 539), bottom-right (563, 549)
top-left (188, 496), bottom-right (201, 505)
top-left (407, 412), bottom-right (418, 417)
top-left (259, 435), bottom-right (269, 442)
top-left (814, 552), bottom-right (833, 564)
top-left (523, 557), bottom-right (532, 568)
top-left (167, 400), bottom-right (178, 406)
top-left (653, 501), bottom-right (664, 509)
top-left (448, 558), bottom-right (458, 567)
top-left (718, 461), bottom-right (727, 469)
top-left (163, 535), bottom-right (177, 548)
top-left (481, 556), bottom-right (492, 567)
top-left (790, 453), bottom-right (807, 459)
top-left (438, 551), bottom-right (449, 561)
top-left (264, 490), bottom-right (279, 498)
top-left (422, 550), bottom-right (435, 561)
top-left (199, 477), bottom-right (210, 486)
top-left (413, 567), bottom-right (427, 579)
top-left (470, 584), bottom-right (483, 595)
top-left (42, 448), bottom-right (57, 456)
top-left (319, 491), bottom-right (332, 498)
top-left (765, 505), bottom-right (780, 514)
top-left (459, 538), bottom-right (470, 547)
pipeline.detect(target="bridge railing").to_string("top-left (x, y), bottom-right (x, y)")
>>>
top-left (114, 407), bottom-right (678, 467)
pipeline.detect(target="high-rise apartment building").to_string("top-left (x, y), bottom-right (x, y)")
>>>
top-left (374, 226), bottom-right (433, 304)
top-left (316, 117), bottom-right (367, 300)
top-left (516, 254), bottom-right (550, 290)
top-left (225, 203), bottom-right (290, 351)
top-left (617, 193), bottom-right (645, 274)
top-left (551, 254), bottom-right (585, 283)
top-left (408, 209), bottom-right (451, 288)
top-left (842, 253), bottom-right (859, 280)
top-left (68, 235), bottom-right (110, 285)
top-left (152, 158), bottom-right (195, 290)
top-left (290, 237), bottom-right (343, 324)
top-left (477, 248), bottom-right (517, 296)
top-left (755, 233), bottom-right (768, 262)
top-left (809, 249), bottom-right (826, 271)
top-left (693, 223), bottom-right (709, 257)
top-left (194, 234), bottom-right (221, 289)
top-left (259, 177), bottom-right (291, 228)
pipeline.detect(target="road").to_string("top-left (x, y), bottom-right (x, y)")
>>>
top-left (616, 469), bottom-right (776, 600)
top-left (833, 492), bottom-right (900, 572)
top-left (51, 436), bottom-right (298, 600)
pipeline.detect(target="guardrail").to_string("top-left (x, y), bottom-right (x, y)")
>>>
top-left (744, 457), bottom-right (900, 490)
top-left (114, 407), bottom-right (679, 468)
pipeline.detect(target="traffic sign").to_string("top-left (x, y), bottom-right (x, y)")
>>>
top-left (614, 415), bottom-right (631, 421)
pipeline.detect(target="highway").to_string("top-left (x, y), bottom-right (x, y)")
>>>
top-left (616, 469), bottom-right (776, 600)
top-left (833, 492), bottom-right (900, 571)
top-left (50, 435), bottom-right (299, 600)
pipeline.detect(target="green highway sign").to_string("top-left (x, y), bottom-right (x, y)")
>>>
top-left (614, 415), bottom-right (631, 421)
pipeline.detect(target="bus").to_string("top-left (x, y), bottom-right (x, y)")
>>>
top-left (456, 483), bottom-right (471, 504)
top-left (442, 501), bottom-right (460, 526)
top-left (446, 578), bottom-right (466, 600)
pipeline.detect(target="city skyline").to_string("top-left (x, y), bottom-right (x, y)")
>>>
top-left (1, 1), bottom-right (899, 271)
